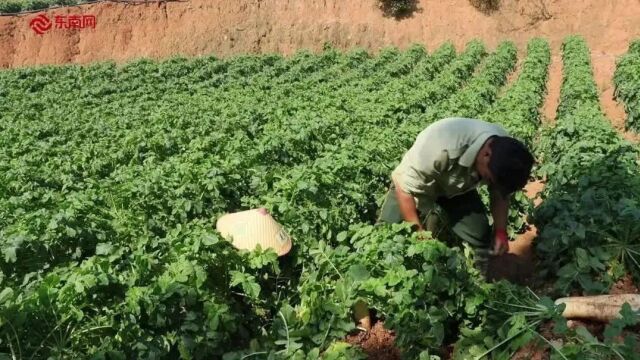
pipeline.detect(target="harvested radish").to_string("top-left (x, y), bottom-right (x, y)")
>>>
top-left (555, 294), bottom-right (640, 322)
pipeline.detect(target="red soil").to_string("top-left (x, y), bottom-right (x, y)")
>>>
top-left (345, 322), bottom-right (401, 360)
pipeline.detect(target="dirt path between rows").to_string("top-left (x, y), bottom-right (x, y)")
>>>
top-left (542, 53), bottom-right (562, 123)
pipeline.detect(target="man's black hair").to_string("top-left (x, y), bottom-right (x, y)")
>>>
top-left (488, 136), bottom-right (535, 196)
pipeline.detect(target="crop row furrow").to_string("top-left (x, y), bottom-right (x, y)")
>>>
top-left (477, 38), bottom-right (551, 236)
top-left (534, 36), bottom-right (640, 293)
top-left (613, 39), bottom-right (640, 132)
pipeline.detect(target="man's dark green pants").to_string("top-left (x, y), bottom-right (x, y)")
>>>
top-left (378, 183), bottom-right (492, 275)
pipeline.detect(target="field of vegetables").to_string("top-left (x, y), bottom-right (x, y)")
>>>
top-left (1, 36), bottom-right (640, 359)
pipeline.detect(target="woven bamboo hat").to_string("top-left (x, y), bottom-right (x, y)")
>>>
top-left (215, 208), bottom-right (292, 256)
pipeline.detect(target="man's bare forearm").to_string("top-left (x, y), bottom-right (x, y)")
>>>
top-left (490, 188), bottom-right (509, 231)
top-left (394, 180), bottom-right (422, 229)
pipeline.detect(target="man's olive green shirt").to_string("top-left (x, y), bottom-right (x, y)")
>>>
top-left (391, 118), bottom-right (509, 213)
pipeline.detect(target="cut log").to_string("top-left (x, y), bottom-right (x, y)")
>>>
top-left (555, 294), bottom-right (640, 322)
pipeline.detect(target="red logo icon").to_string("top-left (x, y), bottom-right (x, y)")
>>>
top-left (29, 14), bottom-right (52, 35)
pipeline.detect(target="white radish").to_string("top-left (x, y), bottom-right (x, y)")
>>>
top-left (555, 294), bottom-right (640, 322)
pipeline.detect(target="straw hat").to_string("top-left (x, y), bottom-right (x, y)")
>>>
top-left (215, 208), bottom-right (292, 256)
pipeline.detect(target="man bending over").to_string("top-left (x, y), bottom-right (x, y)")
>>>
top-left (379, 117), bottom-right (535, 275)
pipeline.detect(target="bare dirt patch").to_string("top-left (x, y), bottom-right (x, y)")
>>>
top-left (610, 274), bottom-right (639, 295)
top-left (542, 54), bottom-right (562, 123)
top-left (511, 342), bottom-right (549, 360)
top-left (525, 180), bottom-right (545, 207)
top-left (592, 52), bottom-right (626, 125)
top-left (346, 322), bottom-right (401, 360)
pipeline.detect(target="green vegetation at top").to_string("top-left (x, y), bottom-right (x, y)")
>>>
top-left (468, 0), bottom-right (500, 14)
top-left (0, 0), bottom-right (94, 14)
top-left (376, 0), bottom-right (418, 18)
top-left (629, 39), bottom-right (640, 55)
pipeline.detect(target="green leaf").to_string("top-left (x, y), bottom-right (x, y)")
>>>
top-left (374, 284), bottom-right (387, 297)
top-left (2, 246), bottom-right (17, 263)
top-left (557, 263), bottom-right (577, 278)
top-left (553, 317), bottom-right (569, 335)
top-left (432, 322), bottom-right (445, 344)
top-left (539, 296), bottom-right (556, 311)
top-left (348, 264), bottom-right (370, 282)
top-left (619, 302), bottom-right (639, 326)
top-left (66, 227), bottom-right (77, 237)
top-left (603, 319), bottom-right (624, 340)
top-left (464, 294), bottom-right (484, 314)
top-left (306, 348), bottom-right (320, 359)
top-left (575, 326), bottom-right (598, 343)
top-left (96, 243), bottom-right (114, 255)
top-left (575, 248), bottom-right (589, 269)
top-left (0, 288), bottom-right (14, 304)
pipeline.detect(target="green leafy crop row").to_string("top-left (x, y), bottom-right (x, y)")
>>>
top-left (431, 41), bottom-right (518, 121)
top-left (455, 36), bottom-right (640, 360)
top-left (535, 36), bottom-right (640, 294)
top-left (479, 38), bottom-right (551, 239)
top-left (613, 39), bottom-right (640, 132)
top-left (482, 38), bottom-right (551, 147)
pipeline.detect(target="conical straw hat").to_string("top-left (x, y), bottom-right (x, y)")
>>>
top-left (215, 208), bottom-right (292, 256)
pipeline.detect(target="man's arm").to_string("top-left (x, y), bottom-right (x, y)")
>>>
top-left (489, 186), bottom-right (510, 255)
top-left (393, 179), bottom-right (423, 231)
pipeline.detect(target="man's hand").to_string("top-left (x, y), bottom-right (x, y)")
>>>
top-left (492, 228), bottom-right (509, 255)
